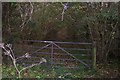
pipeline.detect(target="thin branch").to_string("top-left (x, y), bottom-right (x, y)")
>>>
top-left (0, 43), bottom-right (47, 78)
top-left (20, 61), bottom-right (42, 73)
top-left (87, 23), bottom-right (94, 42)
top-left (105, 23), bottom-right (117, 60)
top-left (104, 23), bottom-right (117, 50)
top-left (61, 9), bottom-right (65, 21)
top-left (9, 46), bottom-right (15, 59)
top-left (18, 1), bottom-right (34, 31)
top-left (13, 60), bottom-right (20, 75)
top-left (18, 3), bottom-right (23, 22)
top-left (61, 2), bottom-right (68, 21)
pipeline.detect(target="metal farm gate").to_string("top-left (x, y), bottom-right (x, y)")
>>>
top-left (14, 40), bottom-right (96, 70)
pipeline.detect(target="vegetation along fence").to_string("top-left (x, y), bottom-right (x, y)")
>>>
top-left (14, 40), bottom-right (96, 69)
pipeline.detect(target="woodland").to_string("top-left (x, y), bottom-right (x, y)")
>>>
top-left (2, 2), bottom-right (120, 78)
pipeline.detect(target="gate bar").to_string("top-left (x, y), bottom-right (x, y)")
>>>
top-left (23, 40), bottom-right (93, 45)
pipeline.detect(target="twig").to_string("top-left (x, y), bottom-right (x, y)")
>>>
top-left (105, 23), bottom-right (117, 61)
top-left (0, 43), bottom-right (47, 78)
top-left (18, 1), bottom-right (34, 31)
top-left (61, 2), bottom-right (68, 21)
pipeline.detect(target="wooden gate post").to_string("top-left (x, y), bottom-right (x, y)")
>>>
top-left (51, 42), bottom-right (54, 69)
top-left (92, 41), bottom-right (96, 69)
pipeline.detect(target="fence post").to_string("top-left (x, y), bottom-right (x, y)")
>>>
top-left (51, 42), bottom-right (54, 69)
top-left (92, 41), bottom-right (96, 69)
